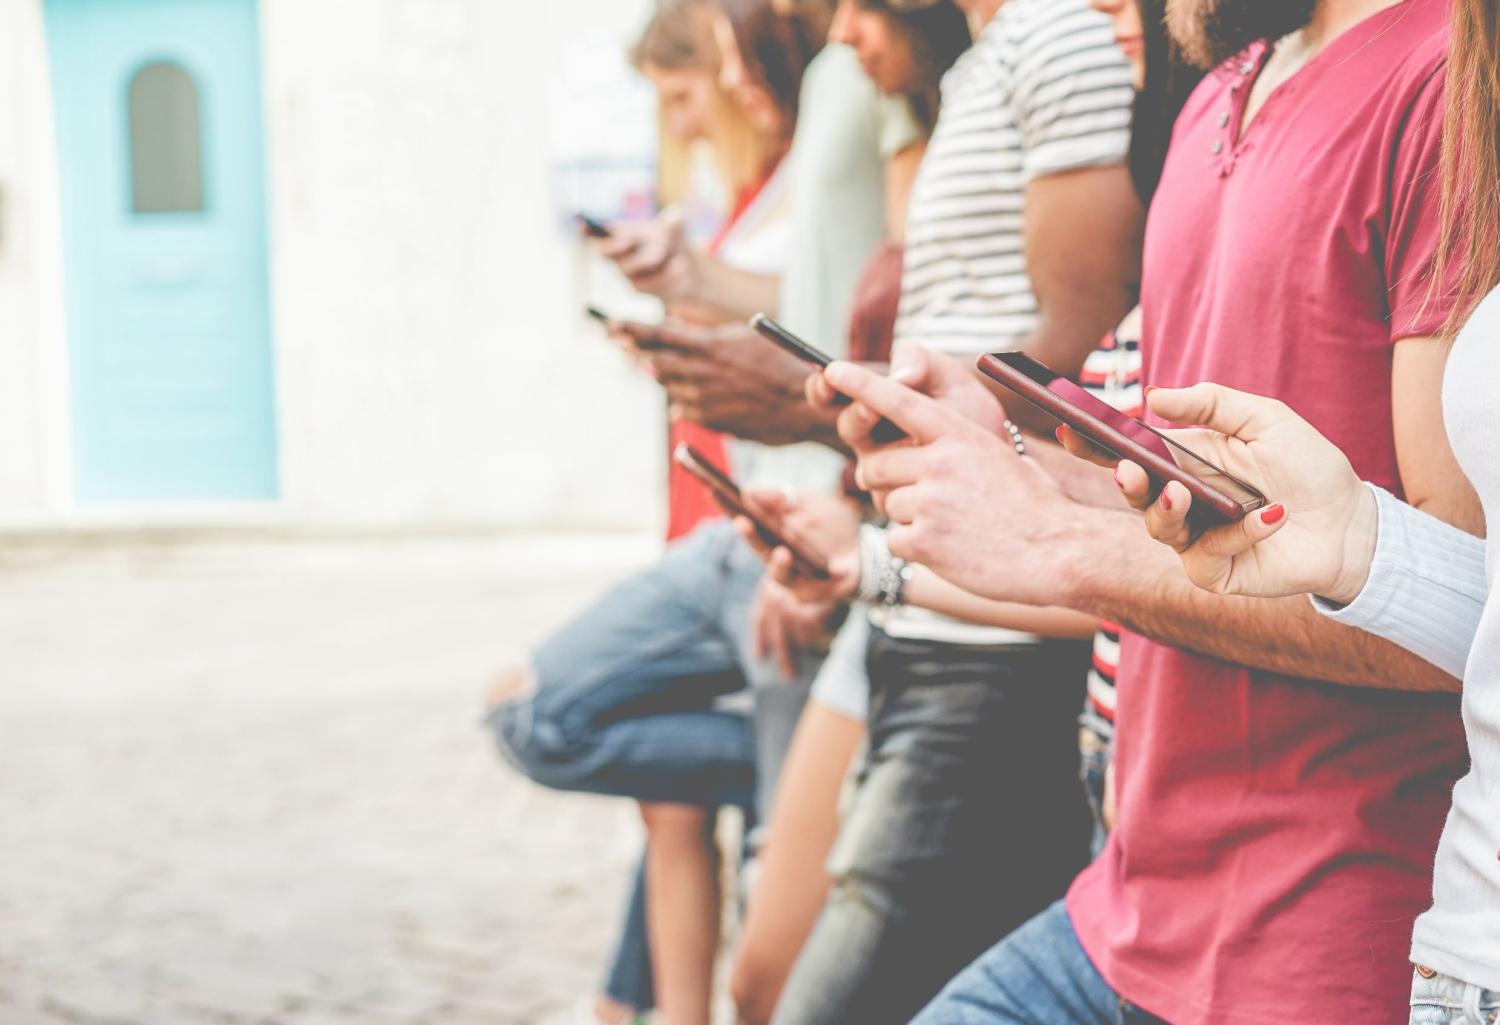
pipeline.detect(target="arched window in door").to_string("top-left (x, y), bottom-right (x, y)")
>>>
top-left (128, 61), bottom-right (204, 213)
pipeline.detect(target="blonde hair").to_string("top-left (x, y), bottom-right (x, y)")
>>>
top-left (631, 0), bottom-right (770, 203)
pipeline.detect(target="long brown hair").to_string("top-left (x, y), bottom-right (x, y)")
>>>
top-left (720, 0), bottom-right (825, 125)
top-left (850, 0), bottom-right (972, 134)
top-left (1436, 0), bottom-right (1500, 337)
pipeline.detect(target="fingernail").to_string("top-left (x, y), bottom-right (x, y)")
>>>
top-left (1113, 466), bottom-right (1125, 487)
top-left (1055, 426), bottom-right (1068, 443)
top-left (823, 362), bottom-right (850, 386)
top-left (1260, 503), bottom-right (1286, 525)
top-left (891, 364), bottom-right (921, 384)
top-left (1144, 385), bottom-right (1157, 398)
top-left (1161, 490), bottom-right (1173, 511)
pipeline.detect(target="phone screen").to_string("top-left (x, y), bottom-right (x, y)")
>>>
top-left (989, 353), bottom-right (1265, 514)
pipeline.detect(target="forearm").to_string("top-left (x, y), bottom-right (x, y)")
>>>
top-left (905, 566), bottom-right (1098, 639)
top-left (684, 257), bottom-right (780, 323)
top-left (1058, 505), bottom-right (1462, 692)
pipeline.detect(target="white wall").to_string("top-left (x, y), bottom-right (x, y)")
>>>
top-left (0, 0), bottom-right (71, 523)
top-left (0, 0), bottom-right (667, 534)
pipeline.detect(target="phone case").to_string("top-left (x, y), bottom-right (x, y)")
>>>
top-left (673, 444), bottom-right (831, 579)
top-left (975, 353), bottom-right (1264, 525)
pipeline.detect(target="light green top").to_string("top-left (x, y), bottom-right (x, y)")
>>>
top-left (778, 43), bottom-right (922, 356)
top-left (733, 44), bottom-right (921, 494)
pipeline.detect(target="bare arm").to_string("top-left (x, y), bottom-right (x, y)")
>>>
top-left (905, 566), bottom-right (1098, 639)
top-left (1055, 505), bottom-right (1460, 692)
top-left (822, 361), bottom-right (1464, 693)
top-left (1020, 165), bottom-right (1142, 375)
top-left (956, 165), bottom-right (1144, 437)
top-left (1392, 336), bottom-right (1485, 535)
top-left (883, 142), bottom-right (926, 244)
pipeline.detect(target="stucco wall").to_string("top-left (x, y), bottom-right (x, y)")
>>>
top-left (0, 0), bottom-right (665, 533)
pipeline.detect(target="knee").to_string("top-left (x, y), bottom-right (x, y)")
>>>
top-left (483, 659), bottom-right (581, 788)
top-left (639, 802), bottom-right (712, 843)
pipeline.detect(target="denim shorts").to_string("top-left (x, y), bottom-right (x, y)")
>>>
top-left (487, 519), bottom-right (822, 811)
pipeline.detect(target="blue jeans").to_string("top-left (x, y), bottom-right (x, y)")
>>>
top-left (486, 519), bottom-right (823, 1010)
top-left (771, 631), bottom-right (1093, 1025)
top-left (1410, 967), bottom-right (1500, 1025)
top-left (910, 901), bottom-right (1167, 1025)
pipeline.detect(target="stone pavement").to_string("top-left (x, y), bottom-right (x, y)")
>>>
top-left (0, 534), bottom-right (663, 1025)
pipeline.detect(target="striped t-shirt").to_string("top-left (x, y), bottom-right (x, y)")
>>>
top-left (895, 0), bottom-right (1134, 355)
top-left (875, 0), bottom-right (1134, 646)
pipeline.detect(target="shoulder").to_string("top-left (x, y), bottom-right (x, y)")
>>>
top-left (992, 0), bottom-right (1117, 58)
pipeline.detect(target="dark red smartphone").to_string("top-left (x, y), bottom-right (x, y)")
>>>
top-left (578, 213), bottom-right (612, 239)
top-left (749, 314), bottom-right (905, 445)
top-left (673, 444), bottom-right (831, 579)
top-left (975, 352), bottom-right (1267, 527)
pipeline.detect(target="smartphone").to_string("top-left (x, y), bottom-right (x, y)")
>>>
top-left (577, 213), bottom-right (612, 239)
top-left (975, 351), bottom-right (1267, 527)
top-left (673, 444), bottom-right (831, 579)
top-left (749, 314), bottom-right (905, 445)
top-left (751, 314), bottom-right (834, 368)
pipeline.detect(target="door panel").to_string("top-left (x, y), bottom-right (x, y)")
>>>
top-left (45, 0), bottom-right (278, 502)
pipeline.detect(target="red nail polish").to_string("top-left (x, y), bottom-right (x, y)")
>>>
top-left (1261, 503), bottom-right (1286, 525)
top-left (1144, 385), bottom-right (1157, 398)
top-left (1161, 490), bottom-right (1173, 511)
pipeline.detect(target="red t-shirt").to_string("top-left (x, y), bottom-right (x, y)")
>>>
top-left (1066, 3), bottom-right (1470, 1024)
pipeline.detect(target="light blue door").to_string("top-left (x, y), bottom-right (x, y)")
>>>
top-left (45, 0), bottom-right (278, 502)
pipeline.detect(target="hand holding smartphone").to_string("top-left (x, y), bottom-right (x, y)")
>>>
top-left (673, 444), bottom-right (831, 579)
top-left (749, 314), bottom-right (906, 445)
top-left (975, 352), bottom-right (1267, 528)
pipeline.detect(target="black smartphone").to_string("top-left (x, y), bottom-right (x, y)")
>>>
top-left (976, 351), bottom-right (1267, 527)
top-left (673, 444), bottom-right (831, 579)
top-left (751, 314), bottom-right (834, 368)
top-left (749, 314), bottom-right (905, 445)
top-left (577, 213), bottom-right (612, 239)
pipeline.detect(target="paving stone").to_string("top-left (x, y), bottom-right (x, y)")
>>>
top-left (0, 539), bottom-right (658, 1025)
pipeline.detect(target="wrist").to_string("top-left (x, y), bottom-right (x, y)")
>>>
top-left (1052, 503), bottom-right (1131, 612)
top-left (1325, 483), bottom-right (1380, 606)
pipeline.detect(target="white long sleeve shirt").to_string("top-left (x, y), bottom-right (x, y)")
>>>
top-left (1315, 285), bottom-right (1500, 990)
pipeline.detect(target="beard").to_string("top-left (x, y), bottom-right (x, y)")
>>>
top-left (1164, 0), bottom-right (1319, 69)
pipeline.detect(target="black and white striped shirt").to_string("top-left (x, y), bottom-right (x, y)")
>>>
top-left (873, 0), bottom-right (1134, 647)
top-left (895, 0), bottom-right (1134, 356)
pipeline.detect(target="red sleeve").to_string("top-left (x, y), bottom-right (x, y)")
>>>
top-left (1385, 64), bottom-right (1459, 339)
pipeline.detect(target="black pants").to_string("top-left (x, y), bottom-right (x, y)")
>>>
top-left (771, 627), bottom-right (1094, 1025)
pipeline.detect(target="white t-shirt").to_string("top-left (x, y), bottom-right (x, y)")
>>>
top-left (1316, 286), bottom-right (1500, 990)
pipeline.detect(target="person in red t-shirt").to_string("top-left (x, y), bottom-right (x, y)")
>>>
top-left (801, 0), bottom-right (1480, 1023)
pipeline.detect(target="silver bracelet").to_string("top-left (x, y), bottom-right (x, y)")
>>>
top-left (1002, 419), bottom-right (1026, 456)
top-left (855, 525), bottom-right (910, 608)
